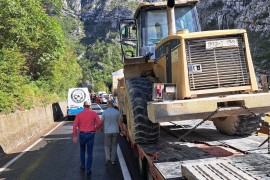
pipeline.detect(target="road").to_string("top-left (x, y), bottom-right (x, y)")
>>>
top-left (0, 103), bottom-right (141, 180)
top-left (95, 103), bottom-right (144, 180)
top-left (1, 103), bottom-right (269, 179)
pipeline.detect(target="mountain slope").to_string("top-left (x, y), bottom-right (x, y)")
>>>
top-left (62, 0), bottom-right (270, 92)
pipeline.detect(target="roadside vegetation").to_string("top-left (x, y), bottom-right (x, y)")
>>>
top-left (0, 0), bottom-right (124, 113)
top-left (4, 0), bottom-right (268, 114)
top-left (0, 0), bottom-right (82, 113)
top-left (79, 39), bottom-right (122, 93)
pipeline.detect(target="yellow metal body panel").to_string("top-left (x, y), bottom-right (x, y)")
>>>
top-left (147, 92), bottom-right (270, 123)
top-left (243, 32), bottom-right (257, 90)
top-left (153, 57), bottom-right (166, 83)
top-left (124, 62), bottom-right (154, 80)
top-left (155, 29), bottom-right (248, 47)
top-left (153, 29), bottom-right (259, 99)
top-left (120, 1), bottom-right (269, 126)
top-left (171, 48), bottom-right (179, 84)
top-left (179, 38), bottom-right (190, 98)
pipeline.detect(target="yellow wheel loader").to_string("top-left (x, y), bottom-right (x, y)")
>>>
top-left (117, 0), bottom-right (270, 145)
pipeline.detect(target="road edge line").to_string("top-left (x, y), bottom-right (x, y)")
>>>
top-left (117, 144), bottom-right (132, 180)
top-left (96, 103), bottom-right (104, 118)
top-left (0, 121), bottom-right (65, 174)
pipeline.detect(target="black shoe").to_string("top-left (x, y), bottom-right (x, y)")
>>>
top-left (86, 171), bottom-right (91, 175)
top-left (80, 166), bottom-right (85, 170)
top-left (105, 159), bottom-right (110, 166)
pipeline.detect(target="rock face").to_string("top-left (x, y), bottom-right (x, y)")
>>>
top-left (62, 0), bottom-right (270, 71)
top-left (197, 0), bottom-right (270, 72)
top-left (61, 0), bottom-right (84, 42)
top-left (62, 0), bottom-right (81, 15)
top-left (197, 0), bottom-right (270, 34)
top-left (80, 0), bottom-right (136, 26)
top-left (77, 0), bottom-right (269, 34)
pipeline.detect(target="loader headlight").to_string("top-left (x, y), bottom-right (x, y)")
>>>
top-left (152, 83), bottom-right (177, 101)
top-left (165, 86), bottom-right (176, 93)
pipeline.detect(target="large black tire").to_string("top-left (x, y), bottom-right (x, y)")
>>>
top-left (125, 77), bottom-right (159, 144)
top-left (213, 115), bottom-right (261, 135)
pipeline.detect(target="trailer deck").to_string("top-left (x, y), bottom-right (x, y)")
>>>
top-left (139, 120), bottom-right (270, 179)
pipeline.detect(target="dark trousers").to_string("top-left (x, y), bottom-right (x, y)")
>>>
top-left (104, 133), bottom-right (118, 162)
top-left (79, 132), bottom-right (95, 171)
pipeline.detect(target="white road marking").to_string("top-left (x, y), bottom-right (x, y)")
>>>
top-left (0, 121), bottom-right (65, 174)
top-left (117, 144), bottom-right (132, 180)
top-left (1, 104), bottom-right (131, 179)
top-left (96, 103), bottom-right (103, 118)
top-left (96, 103), bottom-right (103, 112)
top-left (44, 137), bottom-right (71, 141)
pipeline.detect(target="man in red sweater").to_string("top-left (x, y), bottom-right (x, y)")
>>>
top-left (72, 101), bottom-right (102, 175)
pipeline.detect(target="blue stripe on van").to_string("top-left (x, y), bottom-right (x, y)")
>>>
top-left (68, 107), bottom-right (84, 116)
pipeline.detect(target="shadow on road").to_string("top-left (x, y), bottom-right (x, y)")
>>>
top-left (0, 121), bottom-right (124, 180)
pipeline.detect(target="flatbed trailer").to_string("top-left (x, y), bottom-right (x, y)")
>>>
top-left (120, 119), bottom-right (270, 179)
top-left (116, 1), bottom-right (270, 179)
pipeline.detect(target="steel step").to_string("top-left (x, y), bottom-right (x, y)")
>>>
top-left (181, 159), bottom-right (259, 180)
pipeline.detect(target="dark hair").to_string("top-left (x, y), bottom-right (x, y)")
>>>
top-left (107, 100), bottom-right (114, 105)
top-left (84, 105), bottom-right (91, 108)
top-left (114, 105), bottom-right (119, 111)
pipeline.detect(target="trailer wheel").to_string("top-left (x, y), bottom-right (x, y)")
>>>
top-left (125, 77), bottom-right (159, 144)
top-left (213, 115), bottom-right (261, 135)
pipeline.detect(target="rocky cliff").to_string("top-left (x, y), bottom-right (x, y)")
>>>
top-left (62, 0), bottom-right (270, 71)
top-left (198, 0), bottom-right (270, 33)
top-left (62, 0), bottom-right (81, 16)
top-left (197, 0), bottom-right (270, 72)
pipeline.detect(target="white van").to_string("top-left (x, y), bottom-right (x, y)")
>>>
top-left (67, 88), bottom-right (91, 120)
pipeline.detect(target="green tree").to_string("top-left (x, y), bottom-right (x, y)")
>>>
top-left (79, 39), bottom-right (122, 92)
top-left (49, 49), bottom-right (82, 99)
top-left (0, 0), bottom-right (82, 112)
top-left (0, 49), bottom-right (26, 112)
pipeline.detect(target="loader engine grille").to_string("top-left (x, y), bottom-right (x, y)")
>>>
top-left (186, 35), bottom-right (250, 91)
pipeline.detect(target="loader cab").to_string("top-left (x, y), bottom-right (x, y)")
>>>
top-left (137, 4), bottom-right (201, 58)
top-left (120, 2), bottom-right (201, 61)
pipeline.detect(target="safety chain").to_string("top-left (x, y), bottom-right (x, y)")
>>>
top-left (241, 105), bottom-right (266, 126)
top-left (241, 105), bottom-right (257, 116)
top-left (178, 107), bottom-right (220, 141)
top-left (178, 105), bottom-right (263, 142)
top-left (242, 104), bottom-right (270, 153)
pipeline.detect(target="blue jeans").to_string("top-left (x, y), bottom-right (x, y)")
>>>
top-left (79, 132), bottom-right (95, 171)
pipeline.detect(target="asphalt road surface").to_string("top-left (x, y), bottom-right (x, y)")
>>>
top-left (94, 103), bottom-right (143, 180)
top-left (0, 103), bottom-right (142, 180)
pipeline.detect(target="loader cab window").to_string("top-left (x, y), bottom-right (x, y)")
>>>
top-left (145, 10), bottom-right (168, 46)
top-left (175, 6), bottom-right (200, 32)
top-left (138, 5), bottom-right (200, 57)
top-left (137, 9), bottom-right (168, 57)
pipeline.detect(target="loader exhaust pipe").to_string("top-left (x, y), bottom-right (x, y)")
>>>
top-left (167, 0), bottom-right (176, 35)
